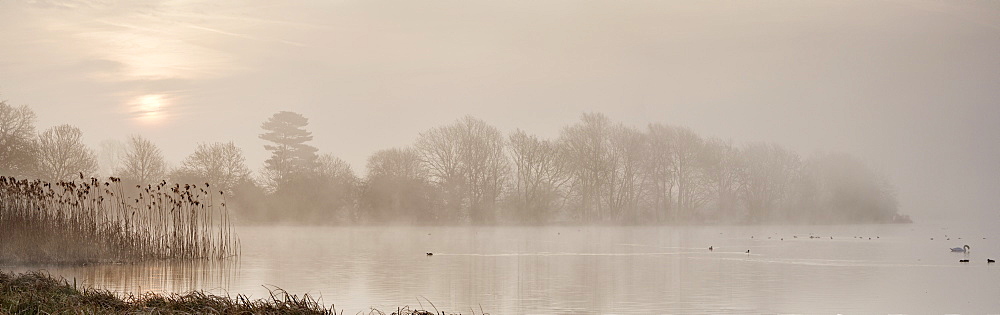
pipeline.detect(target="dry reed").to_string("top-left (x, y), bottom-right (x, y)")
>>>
top-left (0, 175), bottom-right (239, 264)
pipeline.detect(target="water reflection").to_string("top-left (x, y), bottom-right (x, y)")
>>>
top-left (4, 259), bottom-right (239, 295)
top-left (4, 224), bottom-right (1000, 314)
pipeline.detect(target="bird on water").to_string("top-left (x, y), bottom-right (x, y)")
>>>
top-left (950, 245), bottom-right (970, 253)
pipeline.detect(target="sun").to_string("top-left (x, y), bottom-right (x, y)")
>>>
top-left (131, 94), bottom-right (168, 125)
top-left (139, 94), bottom-right (162, 112)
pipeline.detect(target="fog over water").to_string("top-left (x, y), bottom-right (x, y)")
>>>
top-left (6, 224), bottom-right (1000, 313)
top-left (2, 1), bottom-right (999, 224)
top-left (2, 1), bottom-right (1000, 313)
top-left (0, 1), bottom-right (1000, 222)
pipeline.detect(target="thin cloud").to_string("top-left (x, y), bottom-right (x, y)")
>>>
top-left (182, 23), bottom-right (309, 48)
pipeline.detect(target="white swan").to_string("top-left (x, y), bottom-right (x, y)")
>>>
top-left (950, 245), bottom-right (970, 252)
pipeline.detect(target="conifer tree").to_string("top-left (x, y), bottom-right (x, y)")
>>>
top-left (259, 111), bottom-right (318, 189)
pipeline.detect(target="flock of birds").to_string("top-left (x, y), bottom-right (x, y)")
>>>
top-left (950, 245), bottom-right (996, 264)
top-left (707, 234), bottom-right (996, 265)
top-left (425, 232), bottom-right (996, 265)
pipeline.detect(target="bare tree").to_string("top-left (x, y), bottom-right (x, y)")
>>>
top-left (738, 143), bottom-right (799, 222)
top-left (97, 139), bottom-right (126, 178)
top-left (416, 116), bottom-right (507, 223)
top-left (670, 127), bottom-right (711, 219)
top-left (312, 153), bottom-right (360, 222)
top-left (561, 115), bottom-right (667, 223)
top-left (644, 123), bottom-right (675, 222)
top-left (0, 101), bottom-right (38, 177)
top-left (701, 138), bottom-right (744, 220)
top-left (362, 147), bottom-right (437, 222)
top-left (415, 121), bottom-right (464, 220)
top-left (605, 125), bottom-right (647, 222)
top-left (507, 129), bottom-right (570, 223)
top-left (559, 113), bottom-right (615, 222)
top-left (116, 135), bottom-right (167, 184)
top-left (35, 124), bottom-right (98, 182)
top-left (367, 147), bottom-right (427, 180)
top-left (459, 117), bottom-right (508, 224)
top-left (316, 154), bottom-right (355, 180)
top-left (171, 142), bottom-right (252, 194)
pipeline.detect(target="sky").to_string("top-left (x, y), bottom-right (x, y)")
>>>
top-left (1, 0), bottom-right (998, 223)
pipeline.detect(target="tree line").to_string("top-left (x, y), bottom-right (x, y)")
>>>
top-left (0, 100), bottom-right (909, 225)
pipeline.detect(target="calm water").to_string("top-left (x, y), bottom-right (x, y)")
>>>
top-left (5, 223), bottom-right (1000, 314)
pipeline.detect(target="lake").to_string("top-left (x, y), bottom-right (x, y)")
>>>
top-left (4, 223), bottom-right (999, 314)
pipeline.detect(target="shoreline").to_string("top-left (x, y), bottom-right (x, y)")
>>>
top-left (232, 219), bottom-right (914, 228)
top-left (0, 269), bottom-right (449, 315)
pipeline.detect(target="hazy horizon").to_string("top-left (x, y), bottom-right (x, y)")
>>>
top-left (2, 0), bottom-right (999, 224)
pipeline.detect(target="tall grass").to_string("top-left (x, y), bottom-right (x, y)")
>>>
top-left (1, 270), bottom-right (466, 315)
top-left (0, 176), bottom-right (239, 264)
top-left (0, 270), bottom-right (331, 314)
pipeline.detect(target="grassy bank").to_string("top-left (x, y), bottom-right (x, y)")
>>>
top-left (0, 270), bottom-right (453, 315)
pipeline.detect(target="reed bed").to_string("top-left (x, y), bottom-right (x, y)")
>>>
top-left (0, 270), bottom-right (469, 315)
top-left (0, 176), bottom-right (239, 264)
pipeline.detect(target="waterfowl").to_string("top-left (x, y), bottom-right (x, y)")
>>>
top-left (708, 246), bottom-right (713, 251)
top-left (989, 259), bottom-right (995, 264)
top-left (746, 250), bottom-right (750, 254)
top-left (426, 253), bottom-right (433, 256)
top-left (959, 259), bottom-right (969, 263)
top-left (950, 245), bottom-right (971, 253)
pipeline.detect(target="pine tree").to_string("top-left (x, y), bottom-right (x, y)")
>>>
top-left (259, 111), bottom-right (318, 189)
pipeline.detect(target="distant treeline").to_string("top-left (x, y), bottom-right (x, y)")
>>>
top-left (0, 100), bottom-right (909, 225)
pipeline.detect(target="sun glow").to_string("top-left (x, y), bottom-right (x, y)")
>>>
top-left (131, 94), bottom-right (168, 125)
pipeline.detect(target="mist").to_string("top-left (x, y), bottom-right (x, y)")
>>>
top-left (2, 0), bottom-right (999, 313)
top-left (2, 1), bottom-right (998, 226)
top-left (1, 105), bottom-right (906, 225)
